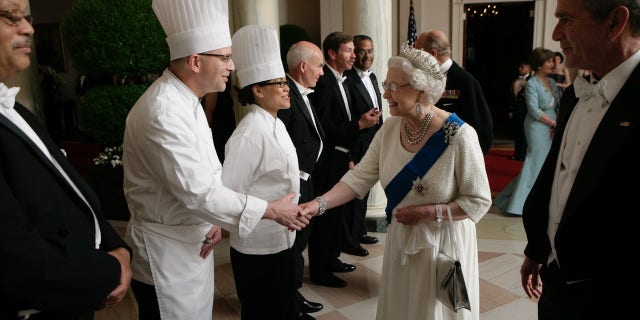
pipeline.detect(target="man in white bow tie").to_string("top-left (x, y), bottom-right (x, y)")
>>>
top-left (278, 40), bottom-right (326, 320)
top-left (342, 34), bottom-right (383, 257)
top-left (520, 0), bottom-right (640, 319)
top-left (307, 32), bottom-right (380, 289)
top-left (0, 0), bottom-right (132, 318)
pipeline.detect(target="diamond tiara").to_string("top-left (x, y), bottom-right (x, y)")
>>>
top-left (399, 42), bottom-right (445, 80)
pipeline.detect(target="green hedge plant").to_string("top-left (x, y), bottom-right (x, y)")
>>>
top-left (62, 0), bottom-right (168, 78)
top-left (62, 0), bottom-right (168, 147)
top-left (80, 84), bottom-right (148, 146)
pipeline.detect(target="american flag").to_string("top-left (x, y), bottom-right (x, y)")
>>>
top-left (407, 0), bottom-right (417, 47)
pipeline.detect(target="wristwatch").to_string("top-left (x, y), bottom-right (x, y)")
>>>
top-left (314, 196), bottom-right (327, 216)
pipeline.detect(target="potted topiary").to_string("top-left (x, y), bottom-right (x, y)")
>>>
top-left (62, 0), bottom-right (168, 220)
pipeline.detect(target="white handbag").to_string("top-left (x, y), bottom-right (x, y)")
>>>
top-left (436, 204), bottom-right (471, 312)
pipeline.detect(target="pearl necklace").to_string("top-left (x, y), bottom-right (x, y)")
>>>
top-left (404, 107), bottom-right (433, 145)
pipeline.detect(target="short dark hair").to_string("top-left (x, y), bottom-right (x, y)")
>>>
top-left (585, 0), bottom-right (640, 36)
top-left (554, 51), bottom-right (564, 63)
top-left (322, 32), bottom-right (353, 61)
top-left (529, 47), bottom-right (555, 71)
top-left (353, 34), bottom-right (372, 46)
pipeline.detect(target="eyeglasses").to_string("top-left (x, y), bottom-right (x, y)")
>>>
top-left (198, 53), bottom-right (233, 64)
top-left (381, 81), bottom-right (411, 92)
top-left (260, 80), bottom-right (289, 89)
top-left (0, 10), bottom-right (33, 27)
top-left (355, 49), bottom-right (374, 55)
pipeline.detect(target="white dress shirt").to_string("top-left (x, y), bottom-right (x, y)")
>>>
top-left (289, 76), bottom-right (323, 162)
top-left (222, 104), bottom-right (300, 254)
top-left (327, 64), bottom-right (351, 120)
top-left (354, 67), bottom-right (380, 111)
top-left (548, 49), bottom-right (640, 266)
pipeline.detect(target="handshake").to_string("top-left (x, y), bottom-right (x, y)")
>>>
top-left (264, 192), bottom-right (324, 231)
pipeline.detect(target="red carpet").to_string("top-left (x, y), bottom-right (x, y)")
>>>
top-left (484, 148), bottom-right (523, 195)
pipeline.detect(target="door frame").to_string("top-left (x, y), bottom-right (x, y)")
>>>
top-left (451, 0), bottom-right (544, 66)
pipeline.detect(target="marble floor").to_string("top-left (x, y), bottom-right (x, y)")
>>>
top-left (96, 204), bottom-right (538, 320)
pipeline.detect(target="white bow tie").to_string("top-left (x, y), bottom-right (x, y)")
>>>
top-left (0, 83), bottom-right (20, 109)
top-left (338, 76), bottom-right (347, 84)
top-left (301, 88), bottom-right (314, 96)
top-left (574, 75), bottom-right (608, 107)
top-left (362, 70), bottom-right (372, 77)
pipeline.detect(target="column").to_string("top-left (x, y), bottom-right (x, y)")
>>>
top-left (342, 1), bottom-right (392, 222)
top-left (231, 0), bottom-right (280, 31)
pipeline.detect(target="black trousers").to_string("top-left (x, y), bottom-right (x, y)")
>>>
top-left (292, 177), bottom-right (315, 291)
top-left (341, 192), bottom-right (370, 251)
top-left (308, 202), bottom-right (350, 281)
top-left (130, 279), bottom-right (160, 320)
top-left (538, 261), bottom-right (593, 320)
top-left (230, 247), bottom-right (297, 320)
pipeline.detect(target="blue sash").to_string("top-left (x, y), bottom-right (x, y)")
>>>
top-left (384, 114), bottom-right (464, 223)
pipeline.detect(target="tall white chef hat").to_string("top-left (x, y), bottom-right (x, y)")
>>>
top-left (152, 0), bottom-right (231, 60)
top-left (232, 25), bottom-right (285, 88)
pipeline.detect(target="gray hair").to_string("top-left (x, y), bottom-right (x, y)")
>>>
top-left (286, 42), bottom-right (313, 70)
top-left (388, 56), bottom-right (446, 105)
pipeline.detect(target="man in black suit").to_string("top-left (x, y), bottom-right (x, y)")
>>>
top-left (278, 41), bottom-right (326, 319)
top-left (342, 34), bottom-right (383, 256)
top-left (308, 32), bottom-right (380, 288)
top-left (415, 29), bottom-right (494, 154)
top-left (520, 0), bottom-right (640, 318)
top-left (0, 0), bottom-right (132, 318)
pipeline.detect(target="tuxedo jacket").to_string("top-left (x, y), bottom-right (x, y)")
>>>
top-left (437, 61), bottom-right (494, 153)
top-left (309, 65), bottom-right (359, 193)
top-left (344, 68), bottom-right (383, 164)
top-left (0, 103), bottom-right (129, 318)
top-left (523, 63), bottom-right (640, 283)
top-left (278, 76), bottom-right (325, 201)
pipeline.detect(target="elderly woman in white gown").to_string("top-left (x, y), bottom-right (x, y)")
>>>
top-left (300, 43), bottom-right (491, 320)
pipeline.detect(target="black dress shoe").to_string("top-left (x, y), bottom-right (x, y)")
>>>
top-left (299, 296), bottom-right (323, 313)
top-left (299, 313), bottom-right (316, 320)
top-left (312, 274), bottom-right (347, 288)
top-left (343, 246), bottom-right (369, 256)
top-left (359, 235), bottom-right (379, 244)
top-left (331, 262), bottom-right (356, 273)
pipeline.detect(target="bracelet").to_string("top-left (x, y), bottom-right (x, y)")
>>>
top-left (435, 204), bottom-right (443, 223)
top-left (314, 196), bottom-right (327, 216)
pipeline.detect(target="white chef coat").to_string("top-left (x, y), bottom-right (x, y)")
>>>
top-left (122, 69), bottom-right (267, 319)
top-left (222, 104), bottom-right (300, 254)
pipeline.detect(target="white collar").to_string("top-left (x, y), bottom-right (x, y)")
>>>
top-left (327, 64), bottom-right (346, 83)
top-left (287, 75), bottom-right (314, 96)
top-left (0, 82), bottom-right (20, 109)
top-left (440, 58), bottom-right (453, 74)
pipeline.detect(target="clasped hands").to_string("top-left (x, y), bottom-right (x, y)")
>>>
top-left (273, 193), bottom-right (330, 231)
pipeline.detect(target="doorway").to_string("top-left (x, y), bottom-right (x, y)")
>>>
top-left (463, 2), bottom-right (535, 140)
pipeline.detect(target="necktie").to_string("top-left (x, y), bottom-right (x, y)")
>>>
top-left (573, 75), bottom-right (608, 107)
top-left (0, 83), bottom-right (20, 109)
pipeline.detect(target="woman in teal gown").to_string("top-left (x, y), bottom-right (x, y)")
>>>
top-left (494, 48), bottom-right (559, 215)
